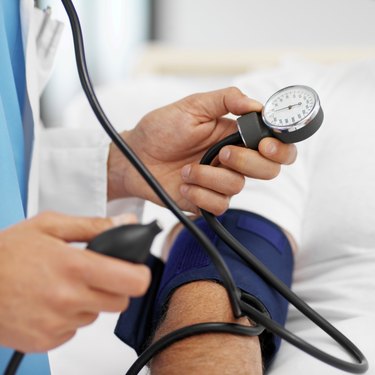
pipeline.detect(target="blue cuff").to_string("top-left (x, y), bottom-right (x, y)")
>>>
top-left (114, 254), bottom-right (164, 353)
top-left (153, 209), bottom-right (294, 367)
top-left (115, 209), bottom-right (294, 368)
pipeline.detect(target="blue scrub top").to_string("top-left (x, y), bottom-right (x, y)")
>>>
top-left (0, 1), bottom-right (51, 373)
top-left (0, 0), bottom-right (27, 227)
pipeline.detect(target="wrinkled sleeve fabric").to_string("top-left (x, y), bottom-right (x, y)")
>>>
top-left (38, 126), bottom-right (144, 218)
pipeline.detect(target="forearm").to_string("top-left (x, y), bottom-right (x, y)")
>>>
top-left (150, 281), bottom-right (263, 375)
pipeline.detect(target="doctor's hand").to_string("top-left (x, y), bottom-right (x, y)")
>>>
top-left (0, 212), bottom-right (150, 352)
top-left (108, 87), bottom-right (297, 215)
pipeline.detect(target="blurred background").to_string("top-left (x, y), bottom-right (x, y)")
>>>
top-left (37, 4), bottom-right (375, 372)
top-left (37, 0), bottom-right (375, 128)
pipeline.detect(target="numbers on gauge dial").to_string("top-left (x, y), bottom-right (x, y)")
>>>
top-left (263, 87), bottom-right (316, 128)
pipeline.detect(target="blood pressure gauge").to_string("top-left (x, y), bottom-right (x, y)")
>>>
top-left (237, 85), bottom-right (323, 149)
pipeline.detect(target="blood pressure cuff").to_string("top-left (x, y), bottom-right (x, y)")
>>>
top-left (115, 209), bottom-right (294, 368)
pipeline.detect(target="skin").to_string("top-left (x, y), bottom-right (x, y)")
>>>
top-left (0, 212), bottom-right (150, 352)
top-left (152, 143), bottom-right (299, 375)
top-left (151, 235), bottom-right (297, 375)
top-left (0, 86), bottom-right (296, 353)
top-left (151, 281), bottom-right (263, 375)
top-left (107, 87), bottom-right (297, 215)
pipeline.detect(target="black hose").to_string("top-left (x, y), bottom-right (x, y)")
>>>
top-left (4, 1), bottom-right (368, 374)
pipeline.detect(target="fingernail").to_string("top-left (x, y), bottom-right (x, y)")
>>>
top-left (266, 142), bottom-right (277, 155)
top-left (181, 164), bottom-right (192, 180)
top-left (220, 148), bottom-right (231, 161)
top-left (111, 213), bottom-right (138, 227)
top-left (248, 98), bottom-right (263, 109)
top-left (180, 184), bottom-right (189, 195)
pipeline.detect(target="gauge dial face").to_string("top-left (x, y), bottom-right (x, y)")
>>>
top-left (262, 86), bottom-right (318, 130)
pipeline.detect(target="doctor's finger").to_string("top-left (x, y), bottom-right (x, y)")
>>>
top-left (32, 211), bottom-right (136, 242)
top-left (66, 312), bottom-right (99, 330)
top-left (180, 184), bottom-right (230, 216)
top-left (38, 330), bottom-right (77, 352)
top-left (218, 146), bottom-right (282, 180)
top-left (258, 138), bottom-right (297, 165)
top-left (81, 251), bottom-right (151, 297)
top-left (79, 289), bottom-right (131, 313)
top-left (180, 87), bottom-right (263, 119)
top-left (181, 164), bottom-right (245, 196)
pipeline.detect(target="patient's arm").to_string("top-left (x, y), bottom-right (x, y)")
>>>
top-left (150, 217), bottom-right (297, 375)
top-left (150, 281), bottom-right (263, 375)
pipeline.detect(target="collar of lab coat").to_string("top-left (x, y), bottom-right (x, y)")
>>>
top-left (20, 0), bottom-right (63, 216)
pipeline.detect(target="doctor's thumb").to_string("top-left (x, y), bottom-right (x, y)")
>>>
top-left (32, 211), bottom-right (138, 243)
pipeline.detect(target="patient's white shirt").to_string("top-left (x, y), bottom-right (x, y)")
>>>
top-left (232, 57), bottom-right (375, 374)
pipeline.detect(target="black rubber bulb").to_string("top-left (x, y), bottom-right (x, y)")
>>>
top-left (86, 221), bottom-right (162, 263)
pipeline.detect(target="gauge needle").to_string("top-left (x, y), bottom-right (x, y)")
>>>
top-left (273, 102), bottom-right (302, 112)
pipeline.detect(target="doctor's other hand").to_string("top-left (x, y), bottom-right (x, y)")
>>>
top-left (0, 212), bottom-right (150, 353)
top-left (107, 87), bottom-right (297, 215)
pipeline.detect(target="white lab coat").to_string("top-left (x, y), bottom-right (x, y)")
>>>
top-left (21, 2), bottom-right (143, 373)
top-left (25, 4), bottom-right (375, 373)
top-left (22, 1), bottom-right (143, 219)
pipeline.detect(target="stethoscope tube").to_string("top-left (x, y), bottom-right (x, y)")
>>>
top-left (128, 133), bottom-right (369, 374)
top-left (200, 136), bottom-right (368, 373)
top-left (3, 1), bottom-right (369, 374)
top-left (3, 352), bottom-right (23, 375)
top-left (59, 0), bottom-right (242, 319)
top-left (126, 317), bottom-right (265, 375)
top-left (58, 0), bottom-right (370, 373)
